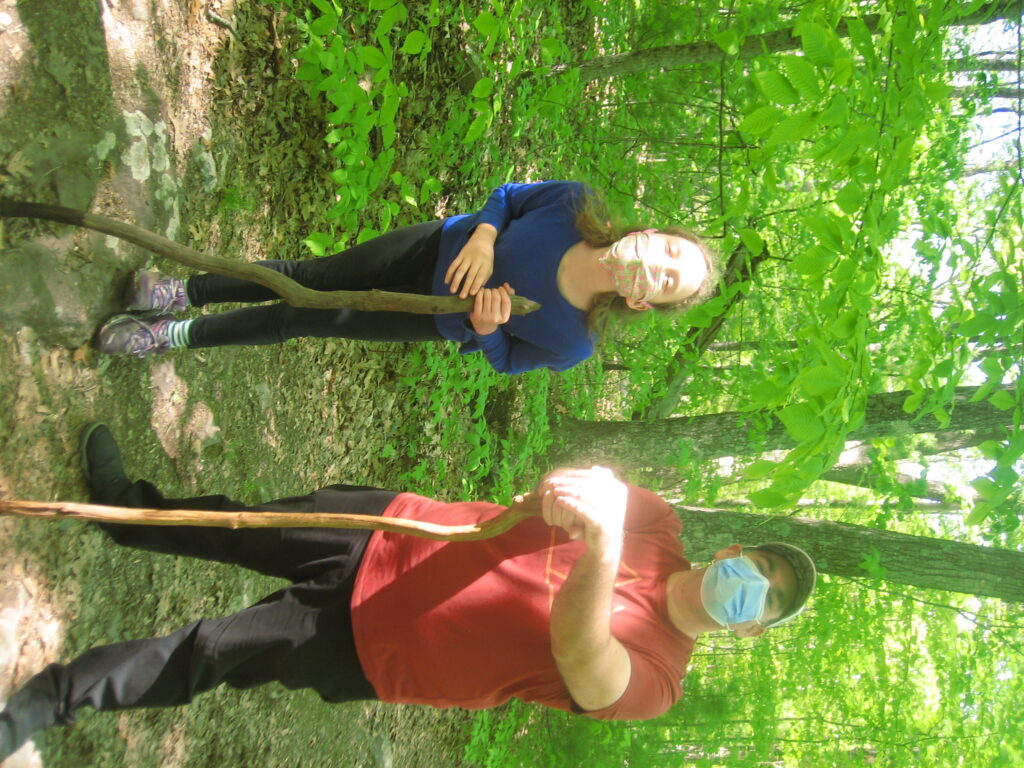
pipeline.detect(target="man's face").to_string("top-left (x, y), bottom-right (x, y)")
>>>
top-left (711, 545), bottom-right (799, 637)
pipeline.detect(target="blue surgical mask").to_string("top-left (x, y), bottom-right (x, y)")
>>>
top-left (700, 555), bottom-right (769, 628)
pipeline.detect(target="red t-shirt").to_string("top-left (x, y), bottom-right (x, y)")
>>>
top-left (350, 484), bottom-right (694, 720)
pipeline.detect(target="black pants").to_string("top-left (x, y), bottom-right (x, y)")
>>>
top-left (186, 220), bottom-right (446, 347)
top-left (17, 480), bottom-right (395, 731)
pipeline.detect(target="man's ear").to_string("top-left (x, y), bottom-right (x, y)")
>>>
top-left (712, 543), bottom-right (743, 561)
top-left (624, 297), bottom-right (651, 311)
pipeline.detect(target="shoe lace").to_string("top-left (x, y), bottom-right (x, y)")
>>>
top-left (126, 319), bottom-right (170, 358)
top-left (151, 279), bottom-right (184, 312)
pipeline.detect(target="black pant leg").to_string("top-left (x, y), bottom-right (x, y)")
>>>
top-left (187, 219), bottom-right (443, 304)
top-left (99, 480), bottom-right (396, 583)
top-left (7, 567), bottom-right (374, 738)
top-left (184, 220), bottom-right (445, 348)
top-left (186, 303), bottom-right (444, 347)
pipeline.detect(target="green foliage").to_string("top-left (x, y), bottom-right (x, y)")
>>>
top-left (15, 0), bottom-right (1017, 764)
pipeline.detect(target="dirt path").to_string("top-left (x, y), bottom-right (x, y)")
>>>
top-left (1, 3), bottom-right (472, 766)
top-left (0, 3), bottom-right (236, 764)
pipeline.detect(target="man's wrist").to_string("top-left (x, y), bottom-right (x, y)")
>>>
top-left (586, 530), bottom-right (623, 563)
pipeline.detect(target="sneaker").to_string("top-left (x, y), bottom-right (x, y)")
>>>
top-left (80, 423), bottom-right (130, 503)
top-left (96, 314), bottom-right (173, 358)
top-left (124, 270), bottom-right (188, 313)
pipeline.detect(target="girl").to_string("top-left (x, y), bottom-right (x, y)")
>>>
top-left (98, 181), bottom-right (717, 374)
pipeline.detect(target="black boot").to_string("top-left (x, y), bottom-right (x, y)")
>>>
top-left (0, 671), bottom-right (60, 760)
top-left (80, 423), bottom-right (131, 504)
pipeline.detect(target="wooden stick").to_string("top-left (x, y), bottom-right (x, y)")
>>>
top-left (0, 201), bottom-right (540, 316)
top-left (0, 497), bottom-right (540, 543)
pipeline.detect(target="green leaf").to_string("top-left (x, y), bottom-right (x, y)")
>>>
top-left (829, 309), bottom-right (859, 340)
top-left (309, 10), bottom-right (338, 36)
top-left (470, 78), bottom-right (494, 98)
top-left (857, 548), bottom-right (887, 578)
top-left (932, 358), bottom-right (955, 378)
top-left (738, 106), bottom-right (783, 135)
top-left (777, 402), bottom-right (824, 443)
top-left (754, 71), bottom-right (799, 105)
top-left (766, 109), bottom-right (818, 145)
top-left (473, 10), bottom-right (500, 37)
top-left (747, 488), bottom-right (791, 508)
top-left (835, 182), bottom-right (865, 215)
top-left (713, 30), bottom-right (740, 55)
top-left (295, 62), bottom-right (323, 82)
top-left (370, 0), bottom-right (398, 8)
top-left (925, 82), bottom-right (954, 101)
top-left (979, 440), bottom-right (1003, 460)
top-left (743, 460), bottom-right (777, 480)
top-left (803, 214), bottom-right (844, 252)
top-left (781, 56), bottom-right (821, 100)
top-left (819, 94), bottom-right (848, 127)
top-left (378, 84), bottom-right (400, 126)
top-left (979, 355), bottom-right (1004, 381)
top-left (401, 30), bottom-right (429, 55)
top-left (965, 502), bottom-right (993, 526)
top-left (792, 244), bottom-right (835, 276)
top-left (798, 364), bottom-right (846, 398)
top-left (798, 22), bottom-right (834, 66)
top-left (845, 17), bottom-right (877, 64)
top-left (303, 232), bottom-right (333, 257)
top-left (375, 3), bottom-right (409, 39)
top-left (738, 228), bottom-right (764, 256)
top-left (359, 46), bottom-right (389, 69)
top-left (832, 56), bottom-right (854, 86)
top-left (902, 391), bottom-right (924, 414)
top-left (463, 112), bottom-right (491, 144)
top-left (988, 389), bottom-right (1017, 411)
top-left (970, 476), bottom-right (999, 500)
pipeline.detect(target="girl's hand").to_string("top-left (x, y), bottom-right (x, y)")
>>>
top-left (445, 224), bottom-right (497, 298)
top-left (469, 283), bottom-right (514, 335)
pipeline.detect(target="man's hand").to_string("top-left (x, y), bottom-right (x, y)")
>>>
top-left (469, 283), bottom-right (515, 335)
top-left (445, 223), bottom-right (497, 298)
top-left (538, 466), bottom-right (627, 552)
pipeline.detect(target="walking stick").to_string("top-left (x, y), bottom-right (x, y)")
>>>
top-left (0, 496), bottom-right (541, 543)
top-left (0, 201), bottom-right (540, 316)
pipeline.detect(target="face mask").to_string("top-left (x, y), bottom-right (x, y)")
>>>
top-left (599, 231), bottom-right (663, 305)
top-left (700, 555), bottom-right (769, 629)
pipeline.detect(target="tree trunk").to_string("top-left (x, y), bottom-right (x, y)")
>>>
top-left (947, 57), bottom-right (1022, 72)
top-left (676, 505), bottom-right (1024, 602)
top-left (715, 498), bottom-right (965, 513)
top-left (951, 86), bottom-right (1024, 100)
top-left (818, 428), bottom-right (1001, 500)
top-left (550, 1), bottom-right (1022, 82)
top-left (819, 466), bottom-right (955, 502)
top-left (556, 386), bottom-right (1015, 466)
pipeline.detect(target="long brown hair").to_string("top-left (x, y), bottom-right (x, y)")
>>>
top-left (574, 190), bottom-right (720, 333)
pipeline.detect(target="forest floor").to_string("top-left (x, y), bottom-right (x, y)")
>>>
top-left (0, 1), bottom-right (538, 765)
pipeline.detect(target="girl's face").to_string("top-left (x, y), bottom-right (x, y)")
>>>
top-left (622, 233), bottom-right (709, 308)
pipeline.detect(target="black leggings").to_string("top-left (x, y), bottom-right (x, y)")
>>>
top-left (186, 219), bottom-right (446, 347)
top-left (14, 480), bottom-right (394, 733)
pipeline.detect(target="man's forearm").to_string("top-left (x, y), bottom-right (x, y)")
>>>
top-left (549, 537), bottom-right (631, 711)
top-left (550, 540), bottom-right (622, 661)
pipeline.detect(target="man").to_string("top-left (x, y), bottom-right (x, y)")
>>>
top-left (1, 424), bottom-right (815, 758)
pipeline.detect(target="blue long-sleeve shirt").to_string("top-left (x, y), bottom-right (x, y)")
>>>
top-left (432, 181), bottom-right (595, 374)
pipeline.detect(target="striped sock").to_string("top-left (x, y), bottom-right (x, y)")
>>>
top-left (166, 319), bottom-right (194, 349)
